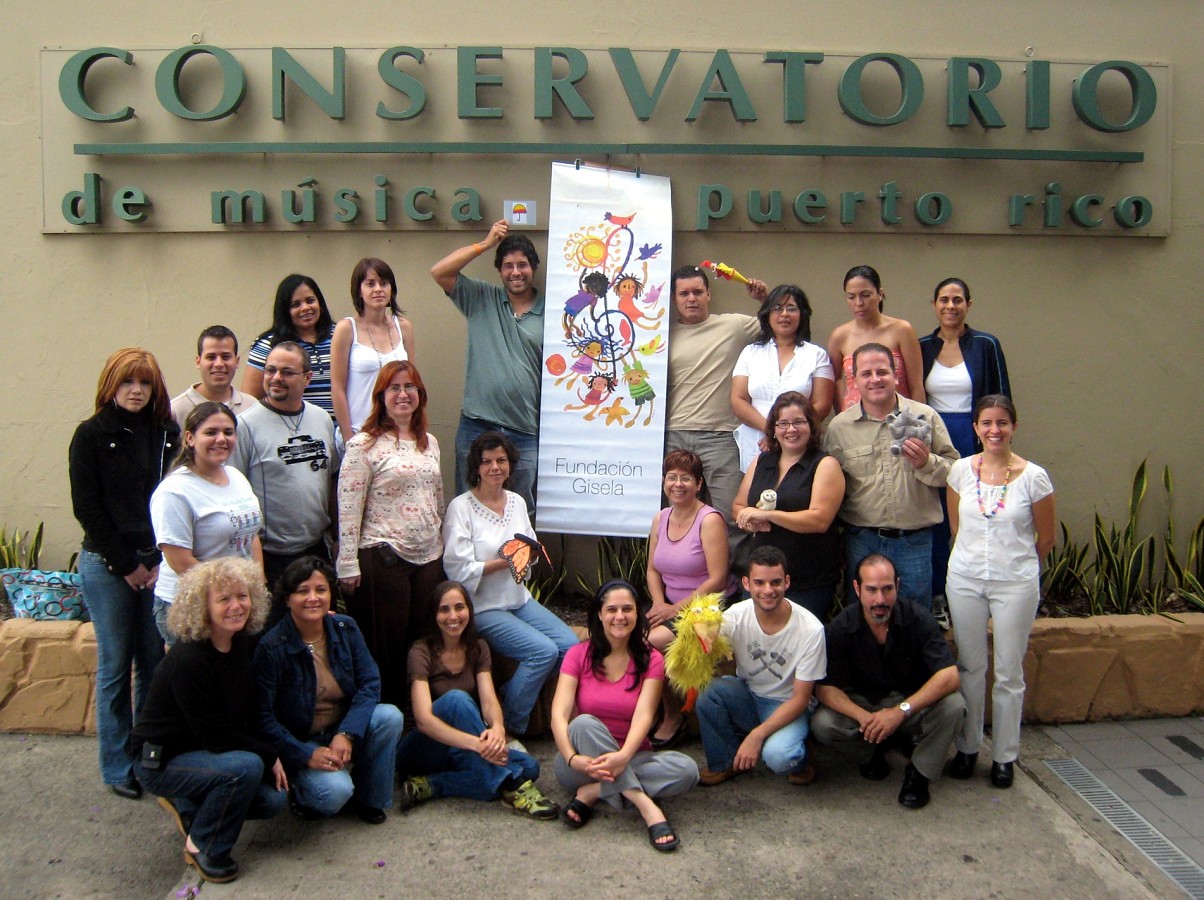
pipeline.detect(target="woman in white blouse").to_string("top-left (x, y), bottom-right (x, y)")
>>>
top-left (442, 432), bottom-right (579, 739)
top-left (336, 360), bottom-right (443, 707)
top-left (945, 395), bottom-right (1055, 789)
top-left (731, 284), bottom-right (835, 471)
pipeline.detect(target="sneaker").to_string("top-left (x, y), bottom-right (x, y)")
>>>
top-left (506, 738), bottom-right (529, 754)
top-left (500, 779), bottom-right (560, 820)
top-left (398, 776), bottom-right (434, 810)
top-left (931, 594), bottom-right (951, 630)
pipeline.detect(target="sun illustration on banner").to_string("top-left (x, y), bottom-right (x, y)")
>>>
top-left (553, 211), bottom-right (667, 429)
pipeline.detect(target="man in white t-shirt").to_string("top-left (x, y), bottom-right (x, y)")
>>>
top-left (695, 545), bottom-right (826, 787)
top-left (171, 325), bottom-right (255, 427)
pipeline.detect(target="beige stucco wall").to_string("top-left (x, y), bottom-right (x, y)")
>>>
top-left (3, 2), bottom-right (1200, 570)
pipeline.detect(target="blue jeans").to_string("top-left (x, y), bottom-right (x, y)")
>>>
top-left (291, 704), bottom-right (404, 814)
top-left (397, 690), bottom-right (539, 800)
top-left (153, 597), bottom-right (176, 648)
top-left (80, 550), bottom-right (165, 787)
top-left (135, 750), bottom-right (286, 862)
top-left (844, 524), bottom-right (934, 610)
top-left (695, 675), bottom-right (811, 774)
top-left (475, 600), bottom-right (578, 735)
top-left (931, 411), bottom-right (975, 597)
top-left (456, 415), bottom-right (538, 516)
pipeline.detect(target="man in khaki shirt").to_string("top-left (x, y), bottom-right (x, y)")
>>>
top-left (824, 343), bottom-right (958, 609)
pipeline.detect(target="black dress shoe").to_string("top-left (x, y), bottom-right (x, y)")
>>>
top-left (898, 764), bottom-right (930, 809)
top-left (184, 849), bottom-right (239, 883)
top-left (948, 751), bottom-right (978, 780)
top-left (858, 746), bottom-right (890, 781)
top-left (353, 798), bottom-right (387, 825)
top-left (990, 761), bottom-right (1015, 788)
top-left (289, 792), bottom-right (322, 821)
top-left (110, 781), bottom-right (142, 800)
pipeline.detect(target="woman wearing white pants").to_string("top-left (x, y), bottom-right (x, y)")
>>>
top-left (945, 395), bottom-right (1055, 788)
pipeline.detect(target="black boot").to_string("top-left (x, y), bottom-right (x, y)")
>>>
top-left (898, 764), bottom-right (930, 809)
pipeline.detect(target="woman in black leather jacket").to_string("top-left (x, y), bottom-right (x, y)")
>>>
top-left (69, 347), bottom-right (180, 799)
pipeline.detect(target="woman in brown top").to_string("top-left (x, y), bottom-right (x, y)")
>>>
top-left (396, 580), bottom-right (558, 819)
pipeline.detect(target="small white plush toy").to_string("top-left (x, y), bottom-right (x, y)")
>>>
top-left (756, 489), bottom-right (778, 511)
top-left (886, 408), bottom-right (933, 456)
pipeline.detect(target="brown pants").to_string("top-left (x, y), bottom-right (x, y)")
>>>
top-left (345, 546), bottom-right (444, 709)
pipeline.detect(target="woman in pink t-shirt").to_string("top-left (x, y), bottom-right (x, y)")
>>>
top-left (551, 581), bottom-right (698, 851)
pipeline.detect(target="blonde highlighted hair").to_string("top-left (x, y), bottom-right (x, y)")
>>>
top-left (166, 557), bottom-right (269, 643)
top-left (94, 348), bottom-right (172, 423)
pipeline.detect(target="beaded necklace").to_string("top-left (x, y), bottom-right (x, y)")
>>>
top-left (974, 453), bottom-right (1012, 518)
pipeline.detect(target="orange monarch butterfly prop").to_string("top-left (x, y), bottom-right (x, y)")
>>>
top-left (498, 534), bottom-right (552, 583)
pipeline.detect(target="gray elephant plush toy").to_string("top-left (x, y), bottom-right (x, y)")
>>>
top-left (886, 407), bottom-right (932, 456)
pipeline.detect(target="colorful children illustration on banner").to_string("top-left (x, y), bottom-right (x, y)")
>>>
top-left (546, 212), bottom-right (669, 430)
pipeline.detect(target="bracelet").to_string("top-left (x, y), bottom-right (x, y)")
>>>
top-left (472, 241), bottom-right (486, 255)
top-left (568, 753), bottom-right (579, 766)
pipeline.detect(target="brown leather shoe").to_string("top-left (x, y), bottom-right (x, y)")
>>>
top-left (787, 759), bottom-right (818, 785)
top-left (698, 766), bottom-right (738, 786)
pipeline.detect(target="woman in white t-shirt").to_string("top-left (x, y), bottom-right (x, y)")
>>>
top-left (330, 258), bottom-right (415, 442)
top-left (150, 401), bottom-right (264, 644)
top-left (730, 284), bottom-right (834, 471)
top-left (945, 395), bottom-right (1055, 789)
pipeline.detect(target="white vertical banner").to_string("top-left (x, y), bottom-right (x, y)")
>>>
top-left (536, 162), bottom-right (673, 537)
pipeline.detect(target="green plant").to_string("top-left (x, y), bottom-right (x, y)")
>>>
top-left (1162, 465), bottom-right (1204, 610)
top-left (575, 536), bottom-right (650, 606)
top-left (0, 523), bottom-right (43, 570)
top-left (527, 563), bottom-right (567, 606)
top-left (1041, 522), bottom-right (1091, 611)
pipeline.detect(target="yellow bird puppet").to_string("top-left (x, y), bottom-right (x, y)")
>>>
top-left (664, 593), bottom-right (732, 712)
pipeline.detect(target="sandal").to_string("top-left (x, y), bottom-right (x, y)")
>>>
top-left (650, 718), bottom-right (688, 750)
top-left (560, 797), bottom-right (594, 829)
top-left (647, 820), bottom-right (680, 852)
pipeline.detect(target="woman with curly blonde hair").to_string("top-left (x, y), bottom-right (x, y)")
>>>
top-left (133, 558), bottom-right (286, 884)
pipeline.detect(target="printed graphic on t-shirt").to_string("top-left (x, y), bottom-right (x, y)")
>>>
top-left (745, 640), bottom-right (788, 679)
top-left (228, 507), bottom-right (262, 554)
top-left (276, 434), bottom-right (330, 471)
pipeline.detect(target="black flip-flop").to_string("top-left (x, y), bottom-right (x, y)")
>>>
top-left (560, 797), bottom-right (593, 829)
top-left (647, 820), bottom-right (679, 852)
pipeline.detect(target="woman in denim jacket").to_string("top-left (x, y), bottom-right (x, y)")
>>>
top-left (253, 557), bottom-right (403, 824)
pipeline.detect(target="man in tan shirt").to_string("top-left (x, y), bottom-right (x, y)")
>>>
top-left (666, 264), bottom-right (765, 545)
top-left (824, 343), bottom-right (958, 609)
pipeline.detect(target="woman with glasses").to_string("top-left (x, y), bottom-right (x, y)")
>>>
top-left (732, 392), bottom-right (845, 620)
top-left (731, 284), bottom-right (835, 471)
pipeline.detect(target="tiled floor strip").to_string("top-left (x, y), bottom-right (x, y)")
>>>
top-left (1044, 757), bottom-right (1204, 899)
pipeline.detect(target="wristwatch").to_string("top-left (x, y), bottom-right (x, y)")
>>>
top-left (898, 701), bottom-right (912, 718)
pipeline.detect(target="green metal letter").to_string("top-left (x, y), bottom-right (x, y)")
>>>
top-left (1113, 196), bottom-right (1153, 228)
top-left (458, 47), bottom-right (504, 119)
top-left (377, 47), bottom-right (427, 120)
top-left (838, 53), bottom-right (924, 126)
top-left (113, 186), bottom-right (150, 223)
top-left (793, 190), bottom-right (826, 224)
top-left (534, 48), bottom-right (593, 119)
top-left (697, 184), bottom-right (732, 229)
top-left (764, 51), bottom-right (823, 123)
top-left (156, 46), bottom-right (246, 121)
top-left (1072, 61), bottom-right (1157, 133)
top-left (947, 58), bottom-right (1004, 128)
top-left (211, 189), bottom-right (266, 224)
top-left (273, 47), bottom-right (345, 121)
top-left (452, 188), bottom-right (483, 223)
top-left (686, 51), bottom-right (757, 122)
top-left (405, 187), bottom-right (436, 221)
top-left (608, 48), bottom-right (679, 121)
top-left (59, 47), bottom-right (134, 122)
top-left (1026, 60), bottom-right (1050, 130)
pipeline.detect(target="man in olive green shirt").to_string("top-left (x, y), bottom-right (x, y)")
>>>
top-left (824, 343), bottom-right (958, 609)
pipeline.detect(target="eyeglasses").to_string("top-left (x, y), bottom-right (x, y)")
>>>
top-left (264, 366), bottom-right (304, 378)
top-left (774, 419), bottom-right (809, 431)
top-left (385, 383), bottom-right (419, 394)
top-left (770, 305), bottom-right (800, 314)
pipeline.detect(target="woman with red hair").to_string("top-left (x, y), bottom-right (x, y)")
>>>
top-left (69, 348), bottom-right (179, 799)
top-left (336, 360), bottom-right (444, 706)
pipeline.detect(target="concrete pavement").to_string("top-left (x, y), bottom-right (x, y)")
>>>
top-left (0, 723), bottom-right (1185, 899)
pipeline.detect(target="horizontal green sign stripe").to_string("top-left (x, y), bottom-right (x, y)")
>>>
top-left (74, 141), bottom-right (1143, 163)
